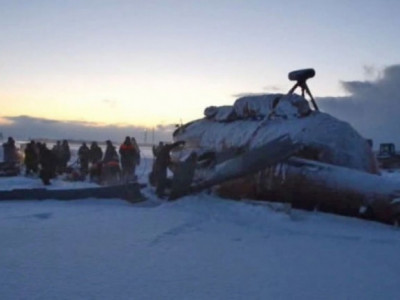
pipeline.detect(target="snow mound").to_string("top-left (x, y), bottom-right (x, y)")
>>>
top-left (203, 94), bottom-right (312, 122)
top-left (234, 93), bottom-right (311, 119)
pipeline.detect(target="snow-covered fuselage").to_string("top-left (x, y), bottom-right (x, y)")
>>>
top-left (171, 94), bottom-right (400, 224)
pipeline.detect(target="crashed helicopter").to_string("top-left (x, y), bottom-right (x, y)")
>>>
top-left (168, 69), bottom-right (400, 224)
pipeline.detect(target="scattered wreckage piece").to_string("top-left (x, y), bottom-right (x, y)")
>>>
top-left (216, 158), bottom-right (400, 224)
top-left (169, 135), bottom-right (301, 200)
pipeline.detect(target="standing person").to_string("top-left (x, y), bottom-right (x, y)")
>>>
top-left (119, 137), bottom-right (138, 182)
top-left (78, 142), bottom-right (90, 174)
top-left (102, 140), bottom-right (120, 184)
top-left (152, 142), bottom-right (164, 158)
top-left (152, 141), bottom-right (185, 197)
top-left (103, 140), bottom-right (118, 163)
top-left (24, 140), bottom-right (39, 175)
top-left (38, 143), bottom-right (57, 185)
top-left (52, 141), bottom-right (63, 174)
top-left (2, 137), bottom-right (19, 163)
top-left (131, 137), bottom-right (141, 168)
top-left (60, 140), bottom-right (71, 172)
top-left (88, 141), bottom-right (103, 182)
top-left (89, 141), bottom-right (103, 164)
top-left (150, 141), bottom-right (163, 185)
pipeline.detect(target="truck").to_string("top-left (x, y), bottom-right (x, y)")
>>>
top-left (376, 143), bottom-right (400, 169)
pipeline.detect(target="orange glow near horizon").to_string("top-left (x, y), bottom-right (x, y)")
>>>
top-left (0, 72), bottom-right (243, 127)
top-left (0, 117), bottom-right (14, 125)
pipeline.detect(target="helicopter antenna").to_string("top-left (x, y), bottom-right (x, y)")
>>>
top-left (287, 68), bottom-right (319, 111)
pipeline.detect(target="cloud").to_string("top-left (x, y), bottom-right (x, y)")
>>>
top-left (318, 64), bottom-right (400, 148)
top-left (0, 115), bottom-right (175, 144)
top-left (263, 85), bottom-right (284, 93)
top-left (362, 65), bottom-right (377, 79)
top-left (102, 99), bottom-right (118, 108)
top-left (156, 124), bottom-right (178, 132)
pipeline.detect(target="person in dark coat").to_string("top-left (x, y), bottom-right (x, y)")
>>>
top-left (152, 142), bottom-right (164, 158)
top-left (78, 142), bottom-right (90, 174)
top-left (152, 140), bottom-right (185, 197)
top-left (2, 137), bottom-right (19, 163)
top-left (119, 137), bottom-right (138, 182)
top-left (88, 141), bottom-right (103, 183)
top-left (52, 141), bottom-right (63, 174)
top-left (24, 140), bottom-right (39, 175)
top-left (38, 143), bottom-right (57, 185)
top-left (60, 140), bottom-right (71, 172)
top-left (102, 140), bottom-right (121, 184)
top-left (131, 137), bottom-right (141, 167)
top-left (103, 141), bottom-right (117, 163)
top-left (89, 141), bottom-right (103, 164)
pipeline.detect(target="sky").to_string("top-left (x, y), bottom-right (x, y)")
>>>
top-left (0, 0), bottom-right (399, 144)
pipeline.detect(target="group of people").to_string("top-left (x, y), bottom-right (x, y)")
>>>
top-left (3, 135), bottom-right (196, 198)
top-left (1, 138), bottom-right (70, 185)
top-left (24, 140), bottom-right (70, 185)
top-left (1, 136), bottom-right (141, 186)
top-left (81, 138), bottom-right (141, 184)
top-left (67, 137), bottom-right (141, 184)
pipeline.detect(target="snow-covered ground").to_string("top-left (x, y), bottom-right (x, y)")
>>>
top-left (0, 148), bottom-right (400, 299)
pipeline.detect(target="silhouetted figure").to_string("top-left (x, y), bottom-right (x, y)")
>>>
top-left (131, 137), bottom-right (141, 167)
top-left (88, 141), bottom-right (103, 183)
top-left (89, 141), bottom-right (103, 164)
top-left (52, 141), bottom-right (63, 174)
top-left (152, 141), bottom-right (185, 197)
top-left (60, 140), bottom-right (71, 172)
top-left (38, 143), bottom-right (57, 185)
top-left (119, 137), bottom-right (138, 182)
top-left (152, 142), bottom-right (164, 158)
top-left (2, 137), bottom-right (18, 163)
top-left (103, 140), bottom-right (118, 164)
top-left (78, 142), bottom-right (90, 174)
top-left (1, 137), bottom-right (20, 176)
top-left (24, 140), bottom-right (39, 175)
top-left (102, 140), bottom-right (121, 185)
